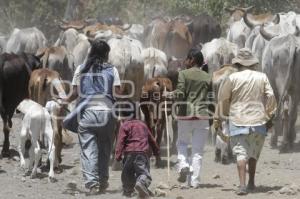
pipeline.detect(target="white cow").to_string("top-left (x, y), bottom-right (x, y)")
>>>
top-left (142, 47), bottom-right (168, 80)
top-left (6, 27), bottom-right (47, 54)
top-left (202, 38), bottom-right (238, 73)
top-left (126, 24), bottom-right (144, 42)
top-left (108, 35), bottom-right (144, 102)
top-left (227, 18), bottom-right (251, 49)
top-left (17, 99), bottom-right (57, 182)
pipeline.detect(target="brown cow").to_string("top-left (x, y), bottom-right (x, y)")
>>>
top-left (59, 20), bottom-right (87, 31)
top-left (29, 68), bottom-right (68, 166)
top-left (140, 77), bottom-right (173, 167)
top-left (37, 46), bottom-right (74, 81)
top-left (144, 17), bottom-right (172, 51)
top-left (144, 17), bottom-right (192, 58)
top-left (83, 23), bottom-right (132, 38)
top-left (165, 20), bottom-right (193, 58)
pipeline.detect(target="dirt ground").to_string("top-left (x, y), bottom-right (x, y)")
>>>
top-left (0, 114), bottom-right (300, 199)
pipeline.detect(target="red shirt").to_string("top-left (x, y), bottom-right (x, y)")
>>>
top-left (115, 119), bottom-right (160, 161)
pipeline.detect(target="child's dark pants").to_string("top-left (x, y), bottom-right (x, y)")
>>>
top-left (121, 152), bottom-right (152, 193)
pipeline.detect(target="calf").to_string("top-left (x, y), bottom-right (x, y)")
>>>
top-left (29, 68), bottom-right (68, 165)
top-left (140, 77), bottom-right (173, 167)
top-left (17, 99), bottom-right (56, 182)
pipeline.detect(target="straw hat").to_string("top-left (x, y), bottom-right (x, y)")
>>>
top-left (232, 48), bottom-right (259, 67)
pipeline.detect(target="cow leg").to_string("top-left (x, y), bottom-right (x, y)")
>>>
top-left (19, 126), bottom-right (27, 169)
top-left (287, 97), bottom-right (299, 148)
top-left (171, 119), bottom-right (178, 154)
top-left (45, 120), bottom-right (56, 182)
top-left (1, 119), bottom-right (10, 157)
top-left (281, 96), bottom-right (299, 152)
top-left (31, 141), bottom-right (41, 179)
top-left (26, 140), bottom-right (35, 176)
top-left (155, 119), bottom-right (164, 168)
top-left (54, 125), bottom-right (63, 165)
top-left (280, 97), bottom-right (290, 153)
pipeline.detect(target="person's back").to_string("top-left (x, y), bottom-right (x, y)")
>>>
top-left (116, 119), bottom-right (159, 155)
top-left (174, 47), bottom-right (211, 188)
top-left (227, 69), bottom-right (274, 126)
top-left (116, 117), bottom-right (159, 197)
top-left (177, 67), bottom-right (211, 117)
top-left (214, 48), bottom-right (277, 195)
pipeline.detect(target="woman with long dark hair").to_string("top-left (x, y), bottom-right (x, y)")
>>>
top-left (64, 38), bottom-right (121, 194)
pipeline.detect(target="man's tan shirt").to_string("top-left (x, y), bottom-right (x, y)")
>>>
top-left (215, 69), bottom-right (277, 126)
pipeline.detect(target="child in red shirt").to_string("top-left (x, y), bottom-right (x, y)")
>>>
top-left (115, 103), bottom-right (159, 197)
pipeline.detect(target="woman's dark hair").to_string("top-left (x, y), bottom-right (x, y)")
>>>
top-left (81, 38), bottom-right (110, 74)
top-left (187, 47), bottom-right (204, 66)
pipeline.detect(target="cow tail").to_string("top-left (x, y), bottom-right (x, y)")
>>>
top-left (42, 74), bottom-right (48, 91)
top-left (24, 129), bottom-right (32, 158)
top-left (0, 55), bottom-right (5, 116)
top-left (152, 66), bottom-right (156, 78)
top-left (42, 49), bottom-right (50, 68)
top-left (276, 37), bottom-right (296, 118)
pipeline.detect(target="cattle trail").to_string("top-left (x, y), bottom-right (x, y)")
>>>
top-left (0, 115), bottom-right (300, 198)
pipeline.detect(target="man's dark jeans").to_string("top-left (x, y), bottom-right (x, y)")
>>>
top-left (121, 152), bottom-right (152, 193)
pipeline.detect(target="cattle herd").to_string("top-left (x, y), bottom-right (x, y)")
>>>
top-left (0, 6), bottom-right (300, 182)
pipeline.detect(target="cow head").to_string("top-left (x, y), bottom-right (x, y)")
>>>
top-left (58, 19), bottom-right (87, 31)
top-left (225, 6), bottom-right (254, 22)
top-left (22, 53), bottom-right (42, 72)
top-left (166, 20), bottom-right (193, 58)
top-left (244, 12), bottom-right (280, 29)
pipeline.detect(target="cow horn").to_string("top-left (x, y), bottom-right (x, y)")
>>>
top-left (235, 6), bottom-right (254, 12)
top-left (272, 13), bottom-right (280, 24)
top-left (72, 24), bottom-right (85, 30)
top-left (243, 12), bottom-right (255, 29)
top-left (120, 24), bottom-right (132, 31)
top-left (184, 20), bottom-right (193, 27)
top-left (225, 7), bottom-right (235, 13)
top-left (59, 23), bottom-right (69, 30)
top-left (259, 25), bottom-right (276, 41)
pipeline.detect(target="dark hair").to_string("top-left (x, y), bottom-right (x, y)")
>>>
top-left (81, 39), bottom-right (110, 74)
top-left (118, 101), bottom-right (137, 119)
top-left (187, 47), bottom-right (204, 66)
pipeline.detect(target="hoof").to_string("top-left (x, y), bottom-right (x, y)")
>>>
top-left (30, 173), bottom-right (37, 179)
top-left (279, 144), bottom-right (292, 153)
top-left (54, 166), bottom-right (63, 174)
top-left (24, 170), bottom-right (31, 177)
top-left (221, 156), bottom-right (229, 165)
top-left (214, 149), bottom-right (221, 163)
top-left (1, 150), bottom-right (10, 158)
top-left (48, 177), bottom-right (57, 183)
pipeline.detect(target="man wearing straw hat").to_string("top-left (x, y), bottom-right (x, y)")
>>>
top-left (214, 48), bottom-right (277, 195)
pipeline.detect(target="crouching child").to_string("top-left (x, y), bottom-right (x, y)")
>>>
top-left (115, 104), bottom-right (160, 198)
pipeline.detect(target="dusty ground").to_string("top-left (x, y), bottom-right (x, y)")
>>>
top-left (0, 114), bottom-right (300, 199)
